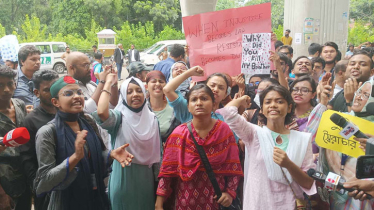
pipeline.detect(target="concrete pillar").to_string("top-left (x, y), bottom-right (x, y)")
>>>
top-left (283, 0), bottom-right (350, 59)
top-left (180, 0), bottom-right (218, 17)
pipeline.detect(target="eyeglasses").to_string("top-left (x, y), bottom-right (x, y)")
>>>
top-left (292, 87), bottom-right (312, 95)
top-left (74, 63), bottom-right (90, 69)
top-left (59, 89), bottom-right (84, 97)
top-left (249, 81), bottom-right (260, 87)
top-left (355, 89), bottom-right (370, 100)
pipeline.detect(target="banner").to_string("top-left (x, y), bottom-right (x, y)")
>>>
top-left (315, 110), bottom-right (374, 158)
top-left (182, 3), bottom-right (271, 80)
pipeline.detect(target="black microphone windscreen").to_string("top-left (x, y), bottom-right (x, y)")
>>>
top-left (330, 113), bottom-right (347, 128)
top-left (307, 168), bottom-right (315, 177)
top-left (366, 102), bottom-right (374, 115)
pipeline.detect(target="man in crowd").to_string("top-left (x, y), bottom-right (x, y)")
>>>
top-left (0, 65), bottom-right (31, 210)
top-left (331, 60), bottom-right (348, 99)
top-left (113, 43), bottom-right (124, 81)
top-left (61, 47), bottom-right (70, 61)
top-left (127, 44), bottom-right (140, 64)
top-left (278, 45), bottom-right (294, 60)
top-left (281, 29), bottom-right (292, 45)
top-left (329, 50), bottom-right (374, 112)
top-left (345, 44), bottom-right (355, 59)
top-left (92, 45), bottom-right (98, 54)
top-left (21, 70), bottom-right (59, 210)
top-left (5, 60), bottom-right (18, 70)
top-left (320, 41), bottom-right (339, 74)
top-left (93, 52), bottom-right (104, 84)
top-left (128, 61), bottom-right (151, 82)
top-left (13, 45), bottom-right (41, 110)
top-left (153, 44), bottom-right (185, 81)
top-left (274, 40), bottom-right (284, 51)
top-left (308, 43), bottom-right (322, 58)
top-left (311, 57), bottom-right (325, 82)
top-left (66, 52), bottom-right (118, 114)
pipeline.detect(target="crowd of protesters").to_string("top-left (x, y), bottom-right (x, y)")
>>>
top-left (0, 32), bottom-right (374, 210)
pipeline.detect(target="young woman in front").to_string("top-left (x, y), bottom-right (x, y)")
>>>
top-left (217, 85), bottom-right (316, 210)
top-left (34, 75), bottom-right (133, 210)
top-left (155, 84), bottom-right (243, 210)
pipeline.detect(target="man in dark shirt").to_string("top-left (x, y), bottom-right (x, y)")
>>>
top-left (21, 70), bottom-right (59, 210)
top-left (329, 50), bottom-right (374, 112)
top-left (0, 65), bottom-right (29, 210)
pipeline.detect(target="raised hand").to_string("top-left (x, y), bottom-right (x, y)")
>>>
top-left (110, 143), bottom-right (134, 168)
top-left (74, 130), bottom-right (87, 160)
top-left (188, 66), bottom-right (205, 77)
top-left (344, 78), bottom-right (361, 104)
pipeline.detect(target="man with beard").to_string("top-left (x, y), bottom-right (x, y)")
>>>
top-left (13, 45), bottom-right (41, 110)
top-left (66, 52), bottom-right (118, 114)
top-left (328, 50), bottom-right (374, 112)
top-left (21, 70), bottom-right (59, 210)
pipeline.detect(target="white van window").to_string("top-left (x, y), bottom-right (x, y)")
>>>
top-left (36, 45), bottom-right (51, 54)
top-left (148, 44), bottom-right (164, 54)
top-left (99, 38), bottom-right (114, 44)
top-left (52, 44), bottom-right (65, 53)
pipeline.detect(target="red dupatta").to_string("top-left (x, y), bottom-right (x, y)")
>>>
top-left (159, 120), bottom-right (243, 181)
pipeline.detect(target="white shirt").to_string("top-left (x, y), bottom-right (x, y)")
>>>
top-left (119, 48), bottom-right (123, 59)
top-left (131, 50), bottom-right (135, 61)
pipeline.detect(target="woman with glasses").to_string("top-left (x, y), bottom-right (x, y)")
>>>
top-left (288, 76), bottom-right (317, 131)
top-left (94, 76), bottom-right (162, 210)
top-left (168, 61), bottom-right (190, 97)
top-left (34, 75), bottom-right (133, 210)
top-left (306, 74), bottom-right (374, 209)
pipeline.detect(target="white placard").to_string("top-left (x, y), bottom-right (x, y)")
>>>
top-left (295, 33), bottom-right (302, 44)
top-left (241, 33), bottom-right (271, 75)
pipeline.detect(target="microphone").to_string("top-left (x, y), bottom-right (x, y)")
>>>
top-left (0, 127), bottom-right (30, 147)
top-left (307, 169), bottom-right (373, 199)
top-left (330, 113), bottom-right (368, 139)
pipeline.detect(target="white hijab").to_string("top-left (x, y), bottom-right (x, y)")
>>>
top-left (115, 77), bottom-right (161, 166)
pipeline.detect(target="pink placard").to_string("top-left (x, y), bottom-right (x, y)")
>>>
top-left (183, 3), bottom-right (272, 81)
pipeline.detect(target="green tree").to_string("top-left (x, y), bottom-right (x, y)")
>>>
top-left (348, 21), bottom-right (374, 45)
top-left (133, 0), bottom-right (180, 32)
top-left (215, 0), bottom-right (246, 10)
top-left (350, 0), bottom-right (374, 23)
top-left (245, 0), bottom-right (284, 29)
top-left (0, 23), bottom-right (5, 37)
top-left (20, 15), bottom-right (47, 42)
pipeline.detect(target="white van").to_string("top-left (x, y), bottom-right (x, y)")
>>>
top-left (19, 42), bottom-right (67, 73)
top-left (140, 40), bottom-right (186, 65)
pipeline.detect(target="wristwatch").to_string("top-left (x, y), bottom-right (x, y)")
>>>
top-left (345, 101), bottom-right (352, 106)
top-left (100, 80), bottom-right (106, 84)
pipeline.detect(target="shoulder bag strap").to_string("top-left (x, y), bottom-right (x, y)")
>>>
top-left (187, 122), bottom-right (222, 198)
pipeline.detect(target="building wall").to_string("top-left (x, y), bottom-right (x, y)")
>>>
top-left (180, 0), bottom-right (218, 17)
top-left (283, 0), bottom-right (350, 59)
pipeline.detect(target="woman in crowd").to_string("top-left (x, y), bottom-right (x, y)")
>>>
top-left (94, 76), bottom-right (161, 210)
top-left (168, 61), bottom-right (190, 97)
top-left (155, 84), bottom-right (243, 210)
top-left (164, 66), bottom-right (232, 123)
top-left (146, 71), bottom-right (180, 143)
top-left (307, 75), bottom-right (374, 209)
top-left (34, 75), bottom-right (133, 210)
top-left (217, 86), bottom-right (316, 209)
top-left (288, 76), bottom-right (317, 131)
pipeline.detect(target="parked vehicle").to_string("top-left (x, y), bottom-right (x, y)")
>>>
top-left (19, 42), bottom-right (67, 73)
top-left (140, 40), bottom-right (186, 66)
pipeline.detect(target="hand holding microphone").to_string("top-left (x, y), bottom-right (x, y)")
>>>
top-left (0, 127), bottom-right (30, 147)
top-left (307, 169), bottom-right (373, 200)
